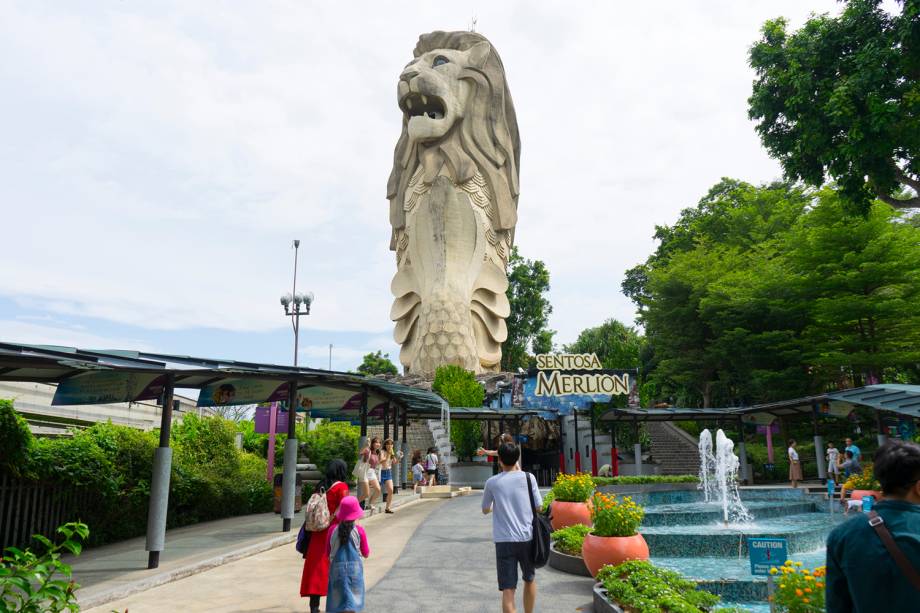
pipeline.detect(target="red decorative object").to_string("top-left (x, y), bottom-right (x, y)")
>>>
top-left (581, 532), bottom-right (650, 577)
top-left (550, 501), bottom-right (593, 531)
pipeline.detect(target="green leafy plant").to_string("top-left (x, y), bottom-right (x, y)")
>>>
top-left (0, 399), bottom-right (32, 476)
top-left (450, 420), bottom-right (483, 461)
top-left (593, 475), bottom-right (698, 486)
top-left (301, 421), bottom-right (360, 476)
top-left (772, 560), bottom-right (826, 612)
top-left (433, 365), bottom-right (485, 407)
top-left (597, 560), bottom-right (721, 613)
top-left (842, 465), bottom-right (881, 492)
top-left (0, 522), bottom-right (89, 612)
top-left (356, 350), bottom-right (399, 376)
top-left (551, 473), bottom-right (595, 502)
top-left (550, 524), bottom-right (591, 557)
top-left (541, 489), bottom-right (555, 514)
top-left (591, 492), bottom-right (644, 538)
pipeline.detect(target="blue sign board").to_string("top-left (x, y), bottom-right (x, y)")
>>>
top-left (748, 538), bottom-right (788, 575)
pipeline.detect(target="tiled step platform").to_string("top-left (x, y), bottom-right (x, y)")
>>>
top-left (642, 500), bottom-right (818, 526)
top-left (419, 485), bottom-right (473, 499)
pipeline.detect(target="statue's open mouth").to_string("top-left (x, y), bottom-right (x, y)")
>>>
top-left (400, 93), bottom-right (446, 120)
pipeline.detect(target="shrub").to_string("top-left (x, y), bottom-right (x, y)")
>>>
top-left (842, 465), bottom-right (880, 492)
top-left (597, 560), bottom-right (721, 613)
top-left (0, 400), bottom-right (33, 476)
top-left (0, 522), bottom-right (89, 612)
top-left (593, 475), bottom-right (698, 486)
top-left (172, 413), bottom-right (240, 476)
top-left (302, 421), bottom-right (359, 476)
top-left (551, 524), bottom-right (591, 556)
top-left (772, 561), bottom-right (826, 612)
top-left (450, 420), bottom-right (483, 461)
top-left (433, 365), bottom-right (484, 407)
top-left (551, 473), bottom-right (595, 502)
top-left (591, 492), bottom-right (643, 537)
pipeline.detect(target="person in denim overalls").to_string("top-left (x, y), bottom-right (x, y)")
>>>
top-left (325, 496), bottom-right (370, 613)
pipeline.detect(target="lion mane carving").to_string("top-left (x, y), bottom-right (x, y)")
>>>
top-left (387, 31), bottom-right (520, 377)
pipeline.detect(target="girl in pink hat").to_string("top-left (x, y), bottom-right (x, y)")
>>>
top-left (325, 495), bottom-right (370, 613)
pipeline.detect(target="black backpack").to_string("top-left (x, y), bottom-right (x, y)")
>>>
top-left (525, 472), bottom-right (552, 568)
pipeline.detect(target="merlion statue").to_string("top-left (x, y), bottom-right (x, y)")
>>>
top-left (387, 31), bottom-right (520, 377)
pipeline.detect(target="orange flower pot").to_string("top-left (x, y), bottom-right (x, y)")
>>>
top-left (581, 532), bottom-right (650, 577)
top-left (550, 500), bottom-right (593, 530)
top-left (850, 489), bottom-right (882, 501)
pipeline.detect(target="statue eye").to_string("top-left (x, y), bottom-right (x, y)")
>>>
top-left (433, 55), bottom-right (449, 67)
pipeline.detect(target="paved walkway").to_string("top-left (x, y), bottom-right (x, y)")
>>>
top-left (75, 488), bottom-right (421, 610)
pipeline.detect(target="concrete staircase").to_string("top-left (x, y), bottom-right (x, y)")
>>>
top-left (646, 422), bottom-right (700, 476)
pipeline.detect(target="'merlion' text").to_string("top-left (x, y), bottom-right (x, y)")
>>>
top-left (533, 353), bottom-right (630, 397)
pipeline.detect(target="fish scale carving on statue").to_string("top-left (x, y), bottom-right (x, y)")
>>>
top-left (387, 31), bottom-right (520, 377)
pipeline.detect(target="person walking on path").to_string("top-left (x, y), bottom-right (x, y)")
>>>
top-left (424, 446), bottom-right (439, 487)
top-left (826, 440), bottom-right (920, 612)
top-left (788, 439), bottom-right (802, 488)
top-left (482, 442), bottom-right (542, 613)
top-left (411, 449), bottom-right (425, 493)
top-left (300, 459), bottom-right (350, 613)
top-left (358, 437), bottom-right (382, 514)
top-left (325, 496), bottom-right (370, 613)
top-left (379, 438), bottom-right (403, 514)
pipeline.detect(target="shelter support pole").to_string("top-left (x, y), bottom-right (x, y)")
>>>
top-left (358, 386), bottom-right (368, 452)
top-left (383, 401), bottom-right (390, 441)
top-left (573, 410), bottom-right (581, 473)
top-left (633, 417), bottom-right (642, 476)
top-left (611, 423), bottom-right (619, 477)
top-left (736, 416), bottom-right (749, 484)
top-left (280, 381), bottom-right (299, 532)
top-left (558, 415), bottom-right (565, 475)
top-left (488, 418), bottom-right (497, 475)
top-left (766, 421), bottom-right (775, 464)
top-left (590, 407), bottom-right (598, 477)
top-left (400, 405), bottom-right (409, 489)
top-left (876, 411), bottom-right (889, 447)
top-left (812, 402), bottom-right (826, 481)
top-left (146, 374), bottom-right (175, 569)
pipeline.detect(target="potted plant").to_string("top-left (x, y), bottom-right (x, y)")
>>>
top-left (582, 492), bottom-right (649, 577)
top-left (771, 560), bottom-right (826, 612)
top-left (549, 473), bottom-right (595, 530)
top-left (549, 524), bottom-right (591, 576)
top-left (594, 560), bottom-right (721, 613)
top-left (842, 465), bottom-right (882, 501)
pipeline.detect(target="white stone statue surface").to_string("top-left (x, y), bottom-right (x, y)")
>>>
top-left (387, 31), bottom-right (520, 377)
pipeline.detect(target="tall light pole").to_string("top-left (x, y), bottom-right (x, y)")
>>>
top-left (280, 240), bottom-right (313, 367)
top-left (277, 239), bottom-right (313, 532)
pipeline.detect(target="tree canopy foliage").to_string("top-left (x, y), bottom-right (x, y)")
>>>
top-left (748, 0), bottom-right (920, 212)
top-left (356, 350), bottom-right (399, 376)
top-left (502, 247), bottom-right (554, 370)
top-left (564, 319), bottom-right (641, 370)
top-left (624, 179), bottom-right (920, 408)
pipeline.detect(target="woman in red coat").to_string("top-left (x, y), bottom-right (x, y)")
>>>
top-left (301, 459), bottom-right (350, 613)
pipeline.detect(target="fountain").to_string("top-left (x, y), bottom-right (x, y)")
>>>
top-left (699, 429), bottom-right (752, 524)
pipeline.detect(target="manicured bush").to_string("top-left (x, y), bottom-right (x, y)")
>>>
top-left (0, 399), bottom-right (32, 476)
top-left (551, 524), bottom-right (591, 556)
top-left (551, 473), bottom-right (595, 502)
top-left (597, 560), bottom-right (721, 613)
top-left (842, 465), bottom-right (880, 492)
top-left (541, 490), bottom-right (555, 514)
top-left (301, 421), bottom-right (360, 476)
top-left (590, 492), bottom-right (644, 537)
top-left (433, 365), bottom-right (485, 461)
top-left (592, 475), bottom-right (698, 486)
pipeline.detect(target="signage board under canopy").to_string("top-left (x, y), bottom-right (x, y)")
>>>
top-left (52, 371), bottom-right (167, 406)
top-left (520, 353), bottom-right (638, 416)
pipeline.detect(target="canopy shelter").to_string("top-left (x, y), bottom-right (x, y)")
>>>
top-left (826, 384), bottom-right (920, 419)
top-left (0, 342), bottom-right (446, 568)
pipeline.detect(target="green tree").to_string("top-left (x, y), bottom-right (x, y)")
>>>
top-left (503, 246), bottom-right (554, 370)
top-left (0, 399), bottom-right (32, 476)
top-left (748, 0), bottom-right (920, 212)
top-left (564, 319), bottom-right (642, 369)
top-left (356, 350), bottom-right (399, 376)
top-left (433, 365), bottom-right (484, 461)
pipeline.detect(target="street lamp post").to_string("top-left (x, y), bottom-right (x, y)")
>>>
top-left (278, 239), bottom-right (313, 532)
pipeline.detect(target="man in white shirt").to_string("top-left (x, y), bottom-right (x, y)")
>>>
top-left (482, 443), bottom-right (542, 613)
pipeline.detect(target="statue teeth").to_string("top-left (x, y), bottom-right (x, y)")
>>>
top-left (421, 95), bottom-right (428, 105)
top-left (406, 98), bottom-right (413, 109)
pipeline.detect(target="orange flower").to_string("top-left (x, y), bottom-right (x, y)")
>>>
top-left (796, 589), bottom-right (804, 597)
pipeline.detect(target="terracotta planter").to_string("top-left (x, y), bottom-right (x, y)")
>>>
top-left (850, 489), bottom-right (883, 501)
top-left (581, 532), bottom-right (649, 577)
top-left (550, 500), bottom-right (593, 530)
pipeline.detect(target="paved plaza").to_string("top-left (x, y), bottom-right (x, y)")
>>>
top-left (83, 493), bottom-right (595, 613)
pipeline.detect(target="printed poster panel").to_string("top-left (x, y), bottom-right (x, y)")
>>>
top-left (52, 371), bottom-right (167, 406)
top-left (297, 386), bottom-right (387, 421)
top-left (521, 368), bottom-right (638, 416)
top-left (197, 379), bottom-right (289, 407)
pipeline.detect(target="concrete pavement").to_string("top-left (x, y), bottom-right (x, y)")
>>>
top-left (84, 497), bottom-right (445, 612)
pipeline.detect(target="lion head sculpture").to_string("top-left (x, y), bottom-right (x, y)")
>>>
top-left (387, 31), bottom-right (521, 376)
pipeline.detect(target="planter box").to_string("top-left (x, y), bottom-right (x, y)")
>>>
top-left (548, 543), bottom-right (591, 577)
top-left (447, 463), bottom-right (494, 488)
top-left (593, 583), bottom-right (625, 613)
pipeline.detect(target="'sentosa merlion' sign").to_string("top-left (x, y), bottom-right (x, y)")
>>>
top-left (386, 31), bottom-right (520, 377)
top-left (534, 353), bottom-right (632, 397)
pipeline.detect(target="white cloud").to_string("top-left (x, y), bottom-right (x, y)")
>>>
top-left (0, 0), bottom-right (848, 349)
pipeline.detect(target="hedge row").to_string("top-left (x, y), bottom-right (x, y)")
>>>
top-left (592, 475), bottom-right (699, 486)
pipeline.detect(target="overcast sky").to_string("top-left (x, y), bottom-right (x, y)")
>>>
top-left (0, 0), bottom-right (850, 371)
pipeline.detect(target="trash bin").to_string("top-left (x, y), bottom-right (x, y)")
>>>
top-left (273, 473), bottom-right (304, 514)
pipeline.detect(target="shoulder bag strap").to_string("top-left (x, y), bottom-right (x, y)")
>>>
top-left (868, 511), bottom-right (920, 591)
top-left (524, 472), bottom-right (538, 514)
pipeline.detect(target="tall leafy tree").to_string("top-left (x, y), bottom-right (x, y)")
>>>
top-left (502, 247), bottom-right (554, 370)
top-left (356, 350), bottom-right (399, 376)
top-left (748, 0), bottom-right (920, 212)
top-left (564, 319), bottom-right (642, 369)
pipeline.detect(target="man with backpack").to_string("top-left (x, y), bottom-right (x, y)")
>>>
top-left (482, 442), bottom-right (543, 613)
